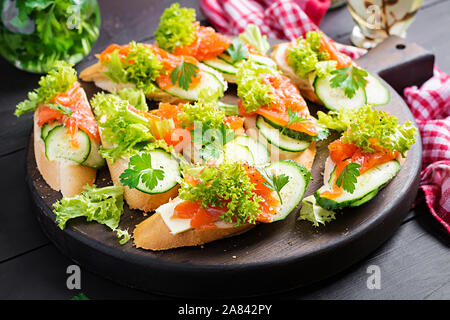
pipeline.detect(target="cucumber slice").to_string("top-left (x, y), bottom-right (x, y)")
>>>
top-left (164, 65), bottom-right (227, 101)
top-left (203, 57), bottom-right (238, 75)
top-left (45, 126), bottom-right (91, 164)
top-left (266, 160), bottom-right (311, 222)
top-left (40, 122), bottom-right (59, 140)
top-left (315, 160), bottom-right (401, 210)
top-left (248, 54), bottom-right (277, 68)
top-left (365, 72), bottom-right (390, 106)
top-left (261, 116), bottom-right (329, 141)
top-left (314, 74), bottom-right (367, 111)
top-left (232, 135), bottom-right (270, 166)
top-left (223, 142), bottom-right (254, 164)
top-left (256, 116), bottom-right (310, 152)
top-left (135, 149), bottom-right (180, 194)
top-left (81, 138), bottom-right (105, 169)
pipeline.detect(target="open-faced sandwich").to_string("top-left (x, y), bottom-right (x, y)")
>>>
top-left (134, 160), bottom-right (311, 250)
top-left (298, 105), bottom-right (417, 226)
top-left (80, 41), bottom-right (227, 103)
top-left (15, 62), bottom-right (104, 196)
top-left (154, 3), bottom-right (276, 83)
top-left (235, 57), bottom-right (329, 171)
top-left (271, 31), bottom-right (390, 110)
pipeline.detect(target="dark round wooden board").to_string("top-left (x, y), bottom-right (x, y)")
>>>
top-left (26, 37), bottom-right (422, 297)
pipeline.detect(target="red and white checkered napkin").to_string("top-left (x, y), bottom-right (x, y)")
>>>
top-left (200, 0), bottom-right (450, 233)
top-left (404, 67), bottom-right (450, 233)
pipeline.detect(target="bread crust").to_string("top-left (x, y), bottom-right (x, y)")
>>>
top-left (271, 42), bottom-right (323, 105)
top-left (33, 112), bottom-right (96, 197)
top-left (243, 115), bottom-right (316, 171)
top-left (133, 209), bottom-right (254, 251)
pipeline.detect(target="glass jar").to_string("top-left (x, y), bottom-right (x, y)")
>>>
top-left (0, 0), bottom-right (100, 73)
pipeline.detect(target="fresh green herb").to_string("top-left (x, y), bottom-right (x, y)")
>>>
top-left (256, 167), bottom-right (289, 205)
top-left (286, 31), bottom-right (331, 79)
top-left (179, 162), bottom-right (262, 226)
top-left (103, 42), bottom-right (163, 95)
top-left (52, 184), bottom-right (130, 245)
top-left (170, 60), bottom-right (199, 91)
top-left (198, 123), bottom-right (235, 160)
top-left (280, 106), bottom-right (308, 134)
top-left (335, 162), bottom-right (361, 193)
top-left (226, 38), bottom-right (249, 64)
top-left (236, 57), bottom-right (278, 113)
top-left (119, 153), bottom-right (165, 191)
top-left (238, 24), bottom-right (270, 54)
top-left (329, 65), bottom-right (368, 99)
top-left (154, 3), bottom-right (196, 52)
top-left (298, 195), bottom-right (336, 226)
top-left (0, 0), bottom-right (100, 73)
top-left (14, 61), bottom-right (77, 116)
top-left (318, 105), bottom-right (417, 156)
top-left (46, 104), bottom-right (73, 116)
top-left (90, 92), bottom-right (172, 162)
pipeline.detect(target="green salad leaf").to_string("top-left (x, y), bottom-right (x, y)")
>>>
top-left (46, 103), bottom-right (73, 116)
top-left (179, 162), bottom-right (262, 226)
top-left (117, 88), bottom-right (148, 111)
top-left (90, 92), bottom-right (172, 162)
top-left (236, 57), bottom-right (278, 113)
top-left (286, 31), bottom-right (331, 79)
top-left (119, 153), bottom-right (165, 191)
top-left (238, 24), bottom-right (270, 54)
top-left (14, 60), bottom-right (77, 116)
top-left (154, 3), bottom-right (196, 52)
top-left (103, 42), bottom-right (163, 94)
top-left (0, 0), bottom-right (100, 73)
top-left (53, 184), bottom-right (130, 245)
top-left (298, 195), bottom-right (336, 226)
top-left (179, 101), bottom-right (225, 129)
top-left (329, 65), bottom-right (368, 99)
top-left (318, 105), bottom-right (417, 156)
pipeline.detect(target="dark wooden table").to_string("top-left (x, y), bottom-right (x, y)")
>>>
top-left (0, 0), bottom-right (449, 300)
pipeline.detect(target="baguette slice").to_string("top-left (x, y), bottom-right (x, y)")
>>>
top-left (33, 112), bottom-right (96, 197)
top-left (271, 42), bottom-right (323, 105)
top-left (133, 199), bottom-right (254, 251)
top-left (243, 115), bottom-right (316, 171)
top-left (79, 62), bottom-right (181, 104)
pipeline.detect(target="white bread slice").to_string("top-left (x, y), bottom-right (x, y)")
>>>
top-left (243, 115), bottom-right (316, 171)
top-left (271, 42), bottom-right (323, 105)
top-left (33, 112), bottom-right (96, 197)
top-left (133, 201), bottom-right (254, 251)
top-left (79, 62), bottom-right (181, 104)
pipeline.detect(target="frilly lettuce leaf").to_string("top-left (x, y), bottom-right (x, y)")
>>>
top-left (154, 3), bottom-right (196, 52)
top-left (298, 195), bottom-right (336, 226)
top-left (117, 88), bottom-right (148, 111)
top-left (286, 31), bottom-right (331, 79)
top-left (53, 184), bottom-right (130, 245)
top-left (14, 60), bottom-right (77, 116)
top-left (318, 104), bottom-right (417, 156)
top-left (236, 57), bottom-right (278, 113)
top-left (103, 42), bottom-right (162, 95)
top-left (238, 24), bottom-right (270, 54)
top-left (179, 101), bottom-right (225, 129)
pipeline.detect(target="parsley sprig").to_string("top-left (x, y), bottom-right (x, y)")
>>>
top-left (197, 123), bottom-right (235, 160)
top-left (329, 65), bottom-right (368, 99)
top-left (46, 104), bottom-right (73, 116)
top-left (226, 38), bottom-right (249, 64)
top-left (170, 60), bottom-right (199, 91)
top-left (119, 153), bottom-right (165, 191)
top-left (281, 106), bottom-right (309, 134)
top-left (335, 162), bottom-right (361, 193)
top-left (256, 168), bottom-right (290, 205)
